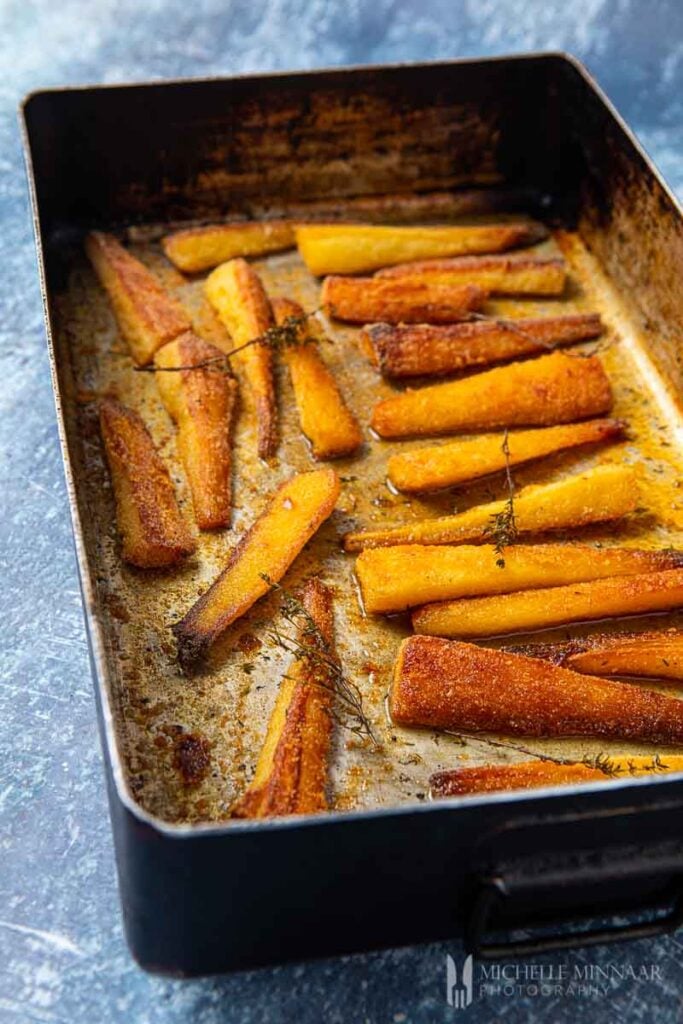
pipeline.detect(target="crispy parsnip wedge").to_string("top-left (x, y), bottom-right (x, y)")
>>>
top-left (356, 543), bottom-right (683, 615)
top-left (99, 398), bottom-right (196, 568)
top-left (508, 629), bottom-right (683, 682)
top-left (362, 313), bottom-right (602, 378)
top-left (173, 468), bottom-right (340, 668)
top-left (412, 569), bottom-right (683, 638)
top-left (390, 636), bottom-right (683, 744)
top-left (154, 333), bottom-right (238, 530)
top-left (321, 276), bottom-right (486, 324)
top-left (376, 254), bottom-right (566, 295)
top-left (371, 351), bottom-right (612, 439)
top-left (344, 464), bottom-right (638, 552)
top-left (387, 418), bottom-right (624, 493)
top-left (231, 579), bottom-right (336, 818)
top-left (296, 222), bottom-right (547, 275)
top-left (162, 220), bottom-right (295, 273)
top-left (205, 258), bottom-right (277, 459)
top-left (272, 297), bottom-right (362, 459)
top-left (86, 232), bottom-right (191, 365)
top-left (430, 755), bottom-right (683, 797)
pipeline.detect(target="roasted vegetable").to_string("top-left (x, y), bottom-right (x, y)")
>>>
top-left (296, 222), bottom-right (547, 276)
top-left (412, 568), bottom-right (683, 638)
top-left (387, 418), bottom-right (624, 493)
top-left (99, 398), bottom-right (196, 568)
top-left (390, 636), bottom-right (683, 744)
top-left (272, 297), bottom-right (362, 459)
top-left (362, 313), bottom-right (602, 378)
top-left (371, 351), bottom-right (612, 439)
top-left (343, 464), bottom-right (638, 551)
top-left (162, 220), bottom-right (295, 273)
top-left (321, 276), bottom-right (487, 324)
top-left (231, 579), bottom-right (336, 818)
top-left (508, 629), bottom-right (683, 682)
top-left (205, 258), bottom-right (277, 459)
top-left (173, 468), bottom-right (340, 668)
top-left (154, 333), bottom-right (238, 530)
top-left (376, 254), bottom-right (566, 295)
top-left (430, 755), bottom-right (683, 797)
top-left (86, 231), bottom-right (191, 365)
top-left (356, 543), bottom-right (683, 615)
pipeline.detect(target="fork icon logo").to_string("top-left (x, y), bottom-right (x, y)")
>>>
top-left (446, 953), bottom-right (474, 1009)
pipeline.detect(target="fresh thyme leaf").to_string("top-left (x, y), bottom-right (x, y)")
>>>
top-left (136, 307), bottom-right (319, 374)
top-left (258, 573), bottom-right (378, 745)
top-left (482, 429), bottom-right (517, 568)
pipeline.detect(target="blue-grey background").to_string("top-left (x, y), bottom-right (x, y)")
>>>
top-left (2, 1), bottom-right (683, 1021)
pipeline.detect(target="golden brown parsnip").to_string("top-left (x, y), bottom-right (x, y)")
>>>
top-left (362, 313), bottom-right (602, 378)
top-left (387, 418), bottom-right (624, 493)
top-left (343, 464), bottom-right (638, 552)
top-left (412, 568), bottom-right (683, 638)
top-left (162, 220), bottom-right (295, 273)
top-left (86, 231), bottom-right (191, 365)
top-left (99, 398), bottom-right (196, 568)
top-left (508, 629), bottom-right (683, 682)
top-left (205, 258), bottom-right (277, 459)
top-left (430, 756), bottom-right (683, 797)
top-left (371, 351), bottom-right (612, 439)
top-left (272, 297), bottom-right (362, 459)
top-left (321, 276), bottom-right (487, 324)
top-left (231, 579), bottom-right (336, 818)
top-left (296, 222), bottom-right (547, 275)
top-left (173, 468), bottom-right (340, 668)
top-left (376, 254), bottom-right (566, 295)
top-left (154, 333), bottom-right (238, 530)
top-left (390, 636), bottom-right (683, 744)
top-left (356, 543), bottom-right (683, 615)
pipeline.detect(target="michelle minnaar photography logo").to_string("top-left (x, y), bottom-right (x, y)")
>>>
top-left (445, 953), bottom-right (663, 1008)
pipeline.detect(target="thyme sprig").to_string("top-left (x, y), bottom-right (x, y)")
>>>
top-left (258, 574), bottom-right (378, 745)
top-left (442, 732), bottom-right (672, 778)
top-left (136, 308), bottom-right (319, 374)
top-left (483, 429), bottom-right (517, 568)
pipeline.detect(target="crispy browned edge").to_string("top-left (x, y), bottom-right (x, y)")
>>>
top-left (320, 276), bottom-right (487, 324)
top-left (231, 579), bottom-right (336, 818)
top-left (390, 636), bottom-right (683, 743)
top-left (430, 761), bottom-right (606, 796)
top-left (86, 231), bottom-right (191, 364)
top-left (361, 313), bottom-right (603, 378)
top-left (99, 396), bottom-right (196, 567)
top-left (156, 332), bottom-right (239, 529)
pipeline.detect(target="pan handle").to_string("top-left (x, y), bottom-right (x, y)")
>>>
top-left (466, 873), bottom-right (683, 959)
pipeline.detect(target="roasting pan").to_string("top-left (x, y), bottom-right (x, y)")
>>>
top-left (20, 54), bottom-right (683, 975)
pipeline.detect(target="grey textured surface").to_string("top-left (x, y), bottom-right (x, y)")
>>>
top-left (2, 1), bottom-right (683, 1021)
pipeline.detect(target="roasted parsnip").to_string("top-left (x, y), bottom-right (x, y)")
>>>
top-left (362, 313), bottom-right (602, 378)
top-left (173, 468), bottom-right (340, 668)
top-left (343, 464), bottom-right (638, 552)
top-left (356, 543), bottom-right (683, 615)
top-left (296, 222), bottom-right (547, 275)
top-left (272, 297), bottom-right (362, 459)
top-left (412, 568), bottom-right (683, 638)
top-left (390, 636), bottom-right (683, 744)
top-left (162, 220), bottom-right (295, 273)
top-left (99, 398), bottom-right (196, 568)
top-left (430, 756), bottom-right (683, 797)
top-left (86, 231), bottom-right (191, 365)
top-left (205, 258), bottom-right (277, 459)
top-left (321, 276), bottom-right (487, 324)
top-left (231, 579), bottom-right (336, 818)
top-left (371, 351), bottom-right (612, 439)
top-left (154, 333), bottom-right (238, 530)
top-left (387, 418), bottom-right (624, 493)
top-left (376, 254), bottom-right (566, 295)
top-left (508, 629), bottom-right (683, 682)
